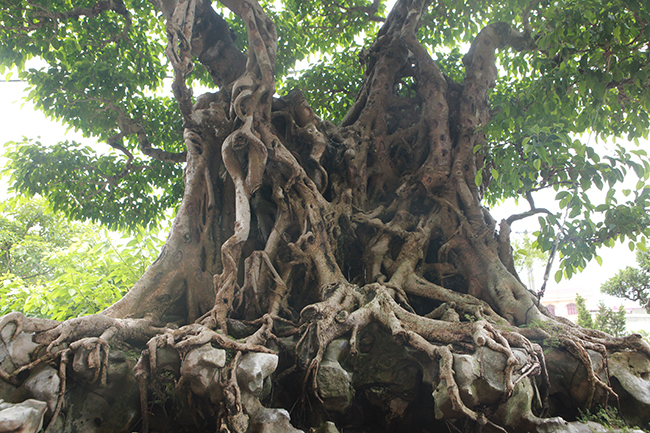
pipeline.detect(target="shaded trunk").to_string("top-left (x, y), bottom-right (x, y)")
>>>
top-left (5, 1), bottom-right (650, 432)
top-left (113, 0), bottom-right (542, 330)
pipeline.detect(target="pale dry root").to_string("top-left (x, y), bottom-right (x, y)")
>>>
top-left (294, 282), bottom-right (544, 426)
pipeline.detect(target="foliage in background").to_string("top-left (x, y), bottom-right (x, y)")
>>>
top-left (512, 233), bottom-right (549, 290)
top-left (575, 294), bottom-right (594, 329)
top-left (1, 0), bottom-right (650, 287)
top-left (0, 196), bottom-right (78, 280)
top-left (594, 302), bottom-right (627, 338)
top-left (0, 196), bottom-right (163, 321)
top-left (575, 293), bottom-right (627, 337)
top-left (601, 250), bottom-right (650, 313)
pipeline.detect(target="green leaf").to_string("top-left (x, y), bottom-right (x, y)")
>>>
top-left (475, 171), bottom-right (483, 187)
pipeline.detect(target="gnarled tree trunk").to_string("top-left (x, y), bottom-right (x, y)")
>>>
top-left (2, 0), bottom-right (650, 432)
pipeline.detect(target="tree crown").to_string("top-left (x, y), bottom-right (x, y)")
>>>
top-left (1, 0), bottom-right (650, 278)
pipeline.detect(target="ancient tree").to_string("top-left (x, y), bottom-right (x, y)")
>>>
top-left (2, 0), bottom-right (650, 432)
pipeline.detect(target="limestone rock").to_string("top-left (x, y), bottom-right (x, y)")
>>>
top-left (153, 346), bottom-right (181, 377)
top-left (316, 339), bottom-right (353, 413)
top-left (21, 365), bottom-right (60, 414)
top-left (237, 353), bottom-right (303, 433)
top-left (432, 346), bottom-right (529, 420)
top-left (249, 407), bottom-right (302, 433)
top-left (545, 347), bottom-right (606, 409)
top-left (608, 351), bottom-right (650, 425)
top-left (180, 344), bottom-right (226, 402)
top-left (237, 352), bottom-right (278, 397)
top-left (350, 325), bottom-right (422, 416)
top-left (60, 350), bottom-right (140, 433)
top-left (0, 399), bottom-right (47, 433)
top-left (0, 320), bottom-right (60, 418)
top-left (0, 325), bottom-right (39, 371)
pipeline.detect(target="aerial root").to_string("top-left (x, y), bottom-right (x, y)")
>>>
top-left (134, 350), bottom-right (151, 433)
top-left (519, 323), bottom-right (624, 407)
top-left (0, 366), bottom-right (19, 386)
top-left (43, 349), bottom-right (70, 433)
top-left (295, 282), bottom-right (543, 429)
top-left (0, 312), bottom-right (59, 342)
top-left (240, 251), bottom-right (290, 319)
top-left (221, 351), bottom-right (248, 432)
top-left (68, 336), bottom-right (111, 385)
top-left (406, 329), bottom-right (483, 422)
top-left (559, 335), bottom-right (617, 407)
top-left (403, 328), bottom-right (511, 432)
top-left (0, 312), bottom-right (59, 385)
top-left (473, 321), bottom-right (523, 397)
top-left (143, 323), bottom-right (276, 376)
top-left (138, 317), bottom-right (275, 433)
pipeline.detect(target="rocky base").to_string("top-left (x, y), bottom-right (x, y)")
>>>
top-left (2, 317), bottom-right (650, 432)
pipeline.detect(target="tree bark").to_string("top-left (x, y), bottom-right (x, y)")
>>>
top-left (3, 0), bottom-right (650, 432)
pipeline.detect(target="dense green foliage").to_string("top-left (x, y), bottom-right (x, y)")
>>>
top-left (0, 196), bottom-right (163, 320)
top-left (513, 233), bottom-right (549, 289)
top-left (0, 196), bottom-right (78, 280)
top-left (575, 294), bottom-right (594, 329)
top-left (1, 0), bottom-right (650, 277)
top-left (575, 293), bottom-right (627, 337)
top-left (602, 250), bottom-right (650, 313)
top-left (594, 302), bottom-right (627, 337)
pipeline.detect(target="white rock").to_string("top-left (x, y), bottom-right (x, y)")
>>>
top-left (0, 399), bottom-right (47, 433)
top-left (180, 344), bottom-right (226, 398)
top-left (237, 353), bottom-right (278, 396)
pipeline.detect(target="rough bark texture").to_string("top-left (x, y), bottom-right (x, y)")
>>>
top-left (3, 0), bottom-right (650, 432)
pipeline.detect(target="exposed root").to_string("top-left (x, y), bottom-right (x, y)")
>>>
top-left (43, 349), bottom-right (69, 433)
top-left (294, 281), bottom-right (545, 426)
top-left (134, 350), bottom-right (151, 433)
top-left (0, 312), bottom-right (59, 340)
top-left (519, 320), bottom-right (623, 408)
top-left (34, 315), bottom-right (167, 351)
top-left (69, 337), bottom-right (111, 385)
top-left (0, 366), bottom-right (19, 387)
top-left (3, 2), bottom-right (650, 433)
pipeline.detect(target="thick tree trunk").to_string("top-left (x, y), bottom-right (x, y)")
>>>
top-left (3, 0), bottom-right (650, 432)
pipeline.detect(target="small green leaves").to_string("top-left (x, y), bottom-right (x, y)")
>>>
top-left (5, 139), bottom-right (182, 231)
top-left (0, 197), bottom-right (165, 320)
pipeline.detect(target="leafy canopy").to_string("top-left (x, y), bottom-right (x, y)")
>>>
top-left (0, 195), bottom-right (78, 280)
top-left (575, 293), bottom-right (627, 337)
top-left (0, 196), bottom-right (164, 320)
top-left (1, 0), bottom-right (650, 278)
top-left (601, 250), bottom-right (650, 313)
